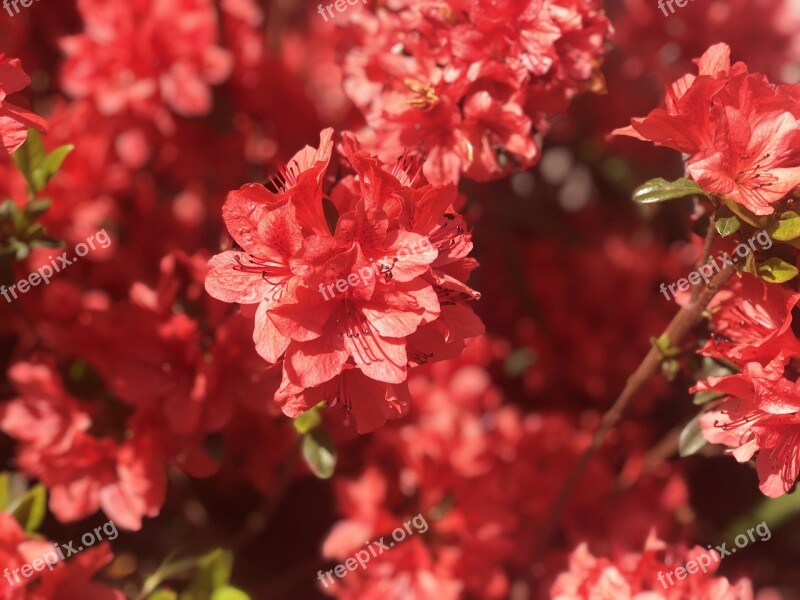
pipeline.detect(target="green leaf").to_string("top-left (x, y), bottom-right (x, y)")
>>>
top-left (0, 199), bottom-right (19, 219)
top-left (12, 130), bottom-right (73, 198)
top-left (13, 129), bottom-right (46, 197)
top-left (715, 216), bottom-right (741, 237)
top-left (723, 198), bottom-right (762, 227)
top-left (25, 199), bottom-right (52, 219)
top-left (293, 406), bottom-right (322, 435)
top-left (302, 427), bottom-right (337, 479)
top-left (758, 257), bottom-right (799, 283)
top-left (693, 390), bottom-right (724, 406)
top-left (210, 586), bottom-right (250, 600)
top-left (0, 473), bottom-right (10, 511)
top-left (678, 413), bottom-right (708, 457)
top-left (504, 348), bottom-right (536, 377)
top-left (632, 177), bottom-right (709, 204)
top-left (180, 549), bottom-right (234, 600)
top-left (33, 145), bottom-right (74, 192)
top-left (770, 211), bottom-right (800, 242)
top-left (650, 333), bottom-right (680, 358)
top-left (7, 484), bottom-right (47, 533)
top-left (148, 591), bottom-right (179, 600)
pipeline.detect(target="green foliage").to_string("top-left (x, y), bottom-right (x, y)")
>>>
top-left (181, 549), bottom-right (234, 600)
top-left (293, 404), bottom-right (337, 479)
top-left (148, 592), bottom-right (179, 600)
top-left (503, 348), bottom-right (536, 377)
top-left (12, 129), bottom-right (74, 200)
top-left (769, 211), bottom-right (800, 242)
top-left (632, 177), bottom-right (709, 204)
top-left (758, 257), bottom-right (799, 283)
top-left (141, 549), bottom-right (251, 600)
top-left (678, 413), bottom-right (708, 457)
top-left (723, 198), bottom-right (762, 227)
top-left (715, 216), bottom-right (741, 237)
top-left (6, 484), bottom-right (48, 533)
top-left (1, 130), bottom-right (71, 282)
top-left (293, 405), bottom-right (322, 434)
top-left (210, 587), bottom-right (250, 600)
top-left (302, 426), bottom-right (337, 479)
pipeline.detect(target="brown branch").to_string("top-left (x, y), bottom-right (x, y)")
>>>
top-left (533, 262), bottom-right (736, 557)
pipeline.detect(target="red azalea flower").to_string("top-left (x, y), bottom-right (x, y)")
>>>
top-left (614, 43), bottom-right (800, 215)
top-left (0, 55), bottom-right (46, 155)
top-left (276, 365), bottom-right (411, 434)
top-left (702, 275), bottom-right (800, 366)
top-left (206, 128), bottom-right (482, 432)
top-left (697, 354), bottom-right (800, 498)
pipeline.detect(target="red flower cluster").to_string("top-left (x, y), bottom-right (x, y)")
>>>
top-left (0, 513), bottom-right (122, 600)
top-left (616, 41), bottom-right (800, 502)
top-left (320, 340), bottom-right (691, 598)
top-left (60, 0), bottom-right (232, 121)
top-left (5, 0), bottom-right (800, 595)
top-left (328, 0), bottom-right (611, 184)
top-left (615, 43), bottom-right (800, 216)
top-left (694, 276), bottom-right (800, 498)
top-left (206, 128), bottom-right (483, 433)
top-left (551, 532), bottom-right (753, 599)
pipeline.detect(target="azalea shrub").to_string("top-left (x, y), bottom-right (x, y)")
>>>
top-left (2, 0), bottom-right (800, 599)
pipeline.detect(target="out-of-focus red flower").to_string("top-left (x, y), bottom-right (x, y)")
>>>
top-left (0, 513), bottom-right (123, 600)
top-left (60, 0), bottom-right (232, 121)
top-left (0, 363), bottom-right (166, 530)
top-left (319, 0), bottom-right (611, 183)
top-left (551, 532), bottom-right (753, 599)
top-left (0, 54), bottom-right (46, 155)
top-left (321, 339), bottom-right (690, 598)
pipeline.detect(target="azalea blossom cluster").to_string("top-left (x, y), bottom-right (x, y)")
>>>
top-left (328, 0), bottom-right (612, 184)
top-left (205, 128), bottom-right (483, 433)
top-left (319, 339), bottom-right (694, 598)
top-left (3, 0), bottom-right (800, 597)
top-left (618, 43), bottom-right (800, 500)
top-left (615, 43), bottom-right (800, 216)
